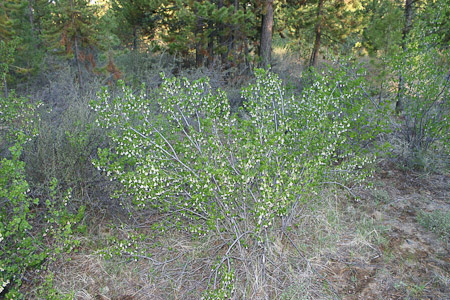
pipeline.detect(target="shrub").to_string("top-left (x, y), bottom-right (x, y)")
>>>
top-left (390, 5), bottom-right (450, 166)
top-left (0, 145), bottom-right (85, 298)
top-left (24, 96), bottom-right (109, 210)
top-left (0, 91), bottom-right (41, 148)
top-left (91, 67), bottom-right (386, 296)
top-left (0, 93), bottom-right (84, 298)
top-left (0, 134), bottom-right (43, 298)
top-left (394, 48), bottom-right (450, 160)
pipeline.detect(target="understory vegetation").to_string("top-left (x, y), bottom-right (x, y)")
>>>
top-left (1, 0), bottom-right (450, 299)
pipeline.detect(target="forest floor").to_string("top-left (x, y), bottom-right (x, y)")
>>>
top-left (324, 165), bottom-right (450, 300)
top-left (24, 164), bottom-right (449, 300)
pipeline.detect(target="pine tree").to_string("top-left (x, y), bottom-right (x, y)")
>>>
top-left (362, 0), bottom-right (403, 56)
top-left (260, 0), bottom-right (274, 68)
top-left (0, 0), bottom-right (19, 40)
top-left (42, 0), bottom-right (98, 88)
top-left (160, 0), bottom-right (255, 68)
top-left (111, 0), bottom-right (164, 50)
top-left (0, 0), bottom-right (45, 87)
top-left (282, 0), bottom-right (366, 65)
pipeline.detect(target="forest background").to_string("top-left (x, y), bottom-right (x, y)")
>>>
top-left (1, 0), bottom-right (450, 299)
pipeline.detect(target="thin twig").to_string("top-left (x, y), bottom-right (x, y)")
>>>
top-left (321, 181), bottom-right (358, 199)
top-left (214, 231), bottom-right (252, 288)
top-left (124, 252), bottom-right (182, 266)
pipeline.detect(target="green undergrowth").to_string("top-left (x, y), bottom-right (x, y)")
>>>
top-left (417, 210), bottom-right (450, 242)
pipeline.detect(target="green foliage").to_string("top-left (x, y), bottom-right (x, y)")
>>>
top-left (161, 0), bottom-right (256, 65)
top-left (301, 62), bottom-right (390, 182)
top-left (0, 91), bottom-right (40, 145)
top-left (0, 93), bottom-right (84, 298)
top-left (34, 272), bottom-right (74, 300)
top-left (43, 178), bottom-right (86, 256)
top-left (0, 146), bottom-right (84, 297)
top-left (417, 210), bottom-right (450, 241)
top-left (0, 39), bottom-right (16, 89)
top-left (282, 0), bottom-right (366, 58)
top-left (42, 0), bottom-right (98, 53)
top-left (202, 264), bottom-right (235, 300)
top-left (390, 35), bottom-right (450, 160)
top-left (97, 226), bottom-right (149, 260)
top-left (0, 1), bottom-right (44, 86)
top-left (416, 0), bottom-right (450, 48)
top-left (362, 0), bottom-right (403, 56)
top-left (111, 0), bottom-right (163, 47)
top-left (92, 67), bottom-right (385, 239)
top-left (0, 135), bottom-right (42, 298)
top-left (0, 39), bottom-right (40, 144)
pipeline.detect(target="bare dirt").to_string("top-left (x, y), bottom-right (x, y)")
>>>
top-left (23, 166), bottom-right (449, 300)
top-left (325, 168), bottom-right (450, 300)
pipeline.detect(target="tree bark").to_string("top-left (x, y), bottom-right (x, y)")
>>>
top-left (396, 0), bottom-right (414, 114)
top-left (28, 0), bottom-right (35, 38)
top-left (3, 77), bottom-right (8, 99)
top-left (309, 0), bottom-right (324, 68)
top-left (207, 26), bottom-right (214, 67)
top-left (260, 0), bottom-right (274, 68)
top-left (217, 0), bottom-right (227, 64)
top-left (74, 35), bottom-right (83, 89)
top-left (70, 0), bottom-right (83, 89)
top-left (226, 0), bottom-right (239, 67)
top-left (195, 13), bottom-right (204, 67)
top-left (133, 27), bottom-right (138, 51)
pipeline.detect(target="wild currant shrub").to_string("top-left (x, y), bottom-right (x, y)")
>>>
top-left (390, 7), bottom-right (450, 164)
top-left (0, 91), bottom-right (41, 144)
top-left (301, 63), bottom-right (390, 183)
top-left (0, 134), bottom-right (42, 298)
top-left (0, 93), bottom-right (84, 298)
top-left (392, 48), bottom-right (450, 159)
top-left (92, 67), bottom-right (386, 296)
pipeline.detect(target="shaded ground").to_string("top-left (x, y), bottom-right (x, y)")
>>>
top-left (324, 167), bottom-right (450, 300)
top-left (23, 166), bottom-right (449, 299)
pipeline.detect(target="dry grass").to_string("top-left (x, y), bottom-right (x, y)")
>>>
top-left (20, 164), bottom-right (449, 299)
top-left (24, 186), bottom-right (384, 299)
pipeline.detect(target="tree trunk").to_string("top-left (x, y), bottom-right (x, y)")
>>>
top-left (260, 0), bottom-right (274, 68)
top-left (309, 0), bottom-right (324, 68)
top-left (217, 0), bottom-right (227, 64)
top-left (396, 0), bottom-right (414, 114)
top-left (74, 36), bottom-right (83, 89)
top-left (133, 27), bottom-right (138, 51)
top-left (28, 0), bottom-right (35, 38)
top-left (3, 77), bottom-right (8, 99)
top-left (207, 20), bottom-right (215, 68)
top-left (69, 0), bottom-right (83, 89)
top-left (226, 0), bottom-right (239, 67)
top-left (195, 13), bottom-right (204, 67)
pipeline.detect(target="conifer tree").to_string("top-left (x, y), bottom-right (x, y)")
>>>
top-left (161, 0), bottom-right (255, 68)
top-left (0, 0), bottom-right (44, 87)
top-left (0, 0), bottom-right (18, 40)
top-left (43, 0), bottom-right (98, 88)
top-left (260, 0), bottom-right (274, 67)
top-left (282, 0), bottom-right (365, 64)
top-left (362, 0), bottom-right (403, 56)
top-left (111, 0), bottom-right (164, 50)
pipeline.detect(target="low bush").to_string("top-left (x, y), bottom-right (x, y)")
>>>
top-left (24, 97), bottom-right (108, 209)
top-left (0, 93), bottom-right (84, 298)
top-left (390, 31), bottom-right (450, 167)
top-left (91, 66), bottom-right (388, 296)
